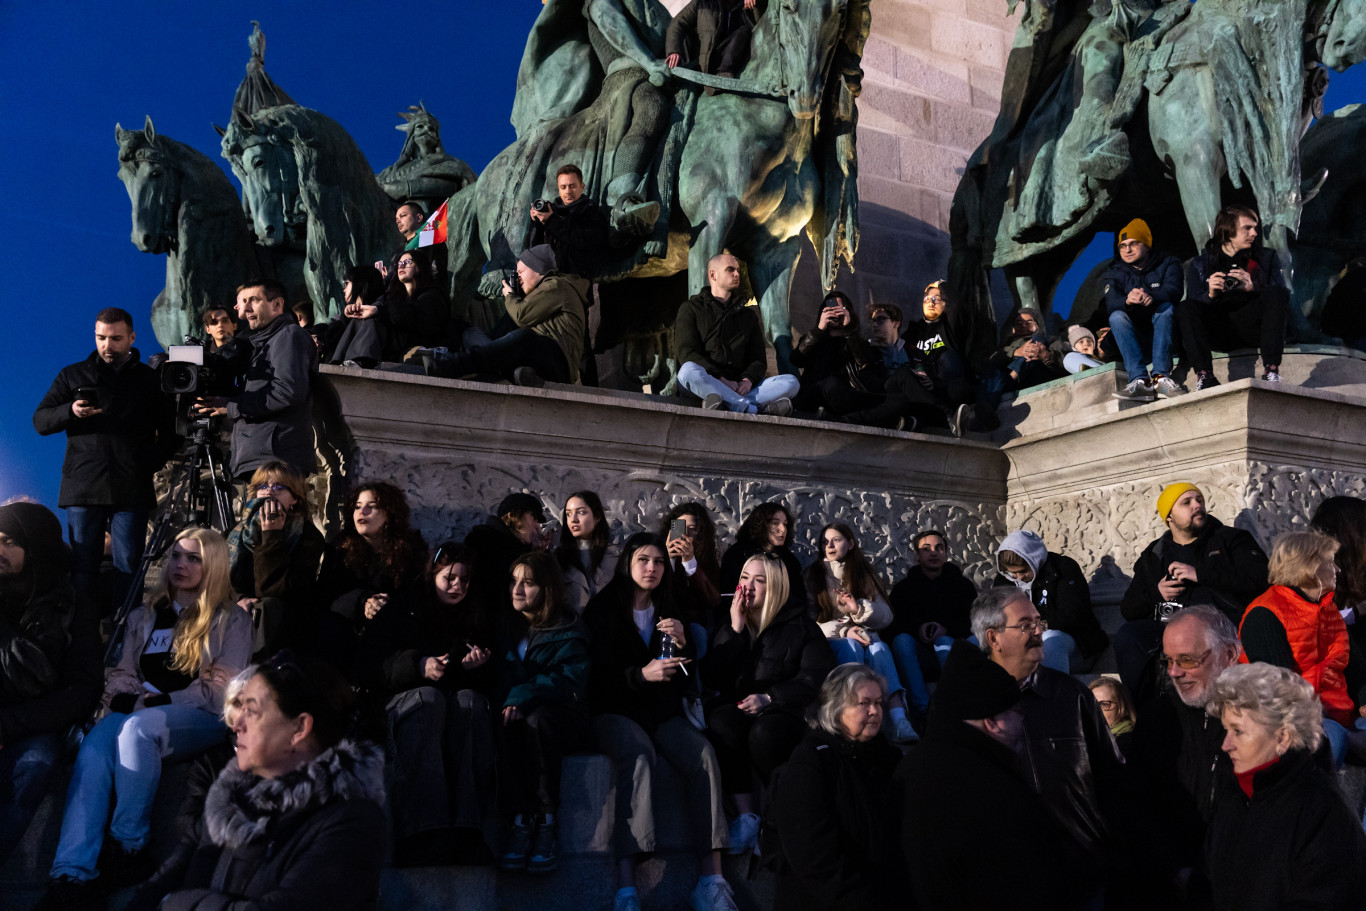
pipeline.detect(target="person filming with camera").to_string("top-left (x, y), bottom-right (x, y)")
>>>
top-left (528, 164), bottom-right (608, 282)
top-left (34, 307), bottom-right (175, 614)
top-left (195, 280), bottom-right (317, 484)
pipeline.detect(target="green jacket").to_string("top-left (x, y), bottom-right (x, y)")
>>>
top-left (505, 273), bottom-right (589, 383)
top-left (666, 0), bottom-right (767, 75)
top-left (673, 288), bottom-right (768, 387)
top-left (496, 618), bottom-right (590, 715)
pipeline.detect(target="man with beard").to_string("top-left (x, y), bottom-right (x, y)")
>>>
top-left (1130, 605), bottom-right (1241, 903)
top-left (1114, 483), bottom-right (1269, 697)
top-left (973, 587), bottom-right (1124, 903)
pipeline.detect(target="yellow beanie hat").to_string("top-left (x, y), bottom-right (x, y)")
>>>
top-left (1119, 218), bottom-right (1153, 248)
top-left (1156, 482), bottom-right (1201, 523)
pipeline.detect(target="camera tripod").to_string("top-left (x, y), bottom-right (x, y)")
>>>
top-left (103, 418), bottom-right (235, 666)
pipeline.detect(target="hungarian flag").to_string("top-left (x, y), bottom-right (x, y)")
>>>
top-left (405, 199), bottom-right (448, 250)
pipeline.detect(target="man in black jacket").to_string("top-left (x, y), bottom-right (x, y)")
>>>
top-left (0, 501), bottom-right (102, 864)
top-left (33, 308), bottom-right (174, 612)
top-left (898, 639), bottom-right (1085, 910)
top-left (528, 165), bottom-right (609, 282)
top-left (972, 587), bottom-right (1124, 897)
top-left (673, 253), bottom-right (798, 415)
top-left (665, 0), bottom-right (763, 81)
top-left (1114, 482), bottom-right (1269, 697)
top-left (197, 280), bottom-right (317, 481)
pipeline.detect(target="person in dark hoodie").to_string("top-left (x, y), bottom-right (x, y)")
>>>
top-left (1115, 483), bottom-right (1269, 699)
top-left (700, 552), bottom-right (835, 857)
top-left (1101, 218), bottom-right (1187, 402)
top-left (897, 639), bottom-right (1085, 910)
top-left (33, 307), bottom-right (175, 613)
top-left (0, 501), bottom-right (101, 865)
top-left (527, 164), bottom-right (609, 281)
top-left (464, 492), bottom-right (550, 615)
top-left (789, 290), bottom-right (885, 416)
top-left (993, 528), bottom-right (1110, 673)
top-left (493, 551), bottom-right (590, 876)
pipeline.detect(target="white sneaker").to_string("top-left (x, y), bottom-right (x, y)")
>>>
top-left (1261, 369), bottom-right (1283, 383)
top-left (725, 812), bottom-right (760, 855)
top-left (689, 878), bottom-right (739, 911)
top-left (1113, 377), bottom-right (1157, 402)
top-left (1151, 375), bottom-right (1187, 398)
top-left (887, 714), bottom-right (920, 744)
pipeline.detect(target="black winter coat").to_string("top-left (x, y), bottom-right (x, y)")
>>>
top-left (992, 551), bottom-right (1109, 658)
top-left (790, 327), bottom-right (885, 400)
top-left (583, 580), bottom-right (695, 731)
top-left (1101, 252), bottom-right (1184, 314)
top-left (0, 575), bottom-right (101, 744)
top-left (1206, 748), bottom-right (1366, 911)
top-left (770, 728), bottom-right (902, 911)
top-left (226, 314), bottom-right (317, 480)
top-left (151, 740), bottom-right (388, 911)
top-left (464, 517), bottom-right (534, 613)
top-left (897, 717), bottom-right (1086, 910)
top-left (33, 349), bottom-right (174, 508)
top-left (886, 563), bottom-right (977, 641)
top-left (355, 588), bottom-right (498, 699)
top-left (378, 285), bottom-right (449, 358)
top-left (700, 594), bottom-right (834, 716)
top-left (673, 288), bottom-right (768, 387)
top-left (1120, 517), bottom-right (1269, 624)
top-left (311, 533), bottom-right (427, 675)
top-left (528, 194), bottom-right (609, 280)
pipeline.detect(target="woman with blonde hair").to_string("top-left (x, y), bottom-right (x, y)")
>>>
top-left (1205, 663), bottom-right (1366, 910)
top-left (37, 527), bottom-right (252, 908)
top-left (700, 553), bottom-right (835, 856)
top-left (1238, 529), bottom-right (1360, 763)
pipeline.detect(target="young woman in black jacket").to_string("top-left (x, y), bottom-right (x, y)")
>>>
top-left (701, 553), bottom-right (835, 856)
top-left (584, 533), bottom-right (735, 911)
top-left (356, 542), bottom-right (499, 866)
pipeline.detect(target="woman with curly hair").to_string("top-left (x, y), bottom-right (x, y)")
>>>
top-left (555, 490), bottom-right (619, 615)
top-left (718, 502), bottom-right (805, 606)
top-left (313, 481), bottom-right (428, 668)
top-left (804, 523), bottom-right (918, 743)
top-left (37, 528), bottom-right (252, 908)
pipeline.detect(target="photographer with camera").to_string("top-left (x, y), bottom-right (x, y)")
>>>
top-left (34, 307), bottom-right (175, 613)
top-left (1114, 483), bottom-right (1269, 700)
top-left (195, 280), bottom-right (317, 483)
top-left (528, 165), bottom-right (609, 282)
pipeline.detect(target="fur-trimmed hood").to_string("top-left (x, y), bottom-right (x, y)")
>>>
top-left (204, 739), bottom-right (385, 850)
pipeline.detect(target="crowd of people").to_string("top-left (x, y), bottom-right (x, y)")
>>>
top-left (6, 417), bottom-right (1366, 910)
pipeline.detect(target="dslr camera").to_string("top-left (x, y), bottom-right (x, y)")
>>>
top-left (531, 198), bottom-right (552, 214)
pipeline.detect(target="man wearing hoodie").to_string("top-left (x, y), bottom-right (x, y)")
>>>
top-left (992, 529), bottom-right (1109, 673)
top-left (1101, 219), bottom-right (1186, 402)
top-left (1113, 482), bottom-right (1269, 698)
top-left (0, 501), bottom-right (102, 864)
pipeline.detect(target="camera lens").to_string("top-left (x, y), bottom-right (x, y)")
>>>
top-left (162, 362), bottom-right (199, 395)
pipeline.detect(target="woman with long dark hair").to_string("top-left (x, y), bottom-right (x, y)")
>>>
top-left (790, 290), bottom-right (886, 416)
top-left (718, 502), bottom-right (805, 604)
top-left (37, 528), bottom-right (252, 907)
top-left (356, 541), bottom-right (499, 866)
top-left (804, 523), bottom-right (918, 743)
top-left (584, 533), bottom-right (736, 911)
top-left (1310, 495), bottom-right (1366, 647)
top-left (325, 264), bottom-right (388, 367)
top-left (493, 551), bottom-right (589, 875)
top-left (380, 246), bottom-right (449, 356)
top-left (313, 482), bottom-right (428, 667)
top-left (555, 490), bottom-right (619, 615)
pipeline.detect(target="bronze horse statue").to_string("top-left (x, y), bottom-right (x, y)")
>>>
top-left (1292, 103), bottom-right (1366, 322)
top-left (449, 0), bottom-right (869, 363)
top-left (949, 0), bottom-right (1366, 360)
top-left (116, 116), bottom-right (263, 348)
top-left (220, 104), bottom-right (403, 321)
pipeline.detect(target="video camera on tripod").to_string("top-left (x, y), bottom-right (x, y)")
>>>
top-left (161, 339), bottom-right (217, 437)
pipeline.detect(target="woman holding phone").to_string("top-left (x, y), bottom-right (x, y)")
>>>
top-left (701, 553), bottom-right (835, 856)
top-left (584, 533), bottom-right (737, 911)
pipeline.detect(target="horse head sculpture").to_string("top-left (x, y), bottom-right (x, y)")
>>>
top-left (116, 116), bottom-right (181, 255)
top-left (220, 106), bottom-right (305, 248)
top-left (766, 0), bottom-right (850, 121)
top-left (1319, 0), bottom-right (1366, 70)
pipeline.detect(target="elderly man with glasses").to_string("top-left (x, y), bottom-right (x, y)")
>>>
top-left (971, 586), bottom-right (1124, 900)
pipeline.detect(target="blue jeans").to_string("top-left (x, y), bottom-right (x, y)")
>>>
top-left (1108, 302), bottom-right (1173, 380)
top-left (50, 705), bottom-right (227, 881)
top-left (829, 638), bottom-right (906, 700)
top-left (888, 634), bottom-right (936, 716)
top-left (1041, 630), bottom-right (1080, 674)
top-left (677, 362), bottom-right (800, 414)
top-left (0, 733), bottom-right (61, 866)
top-left (67, 506), bottom-right (149, 614)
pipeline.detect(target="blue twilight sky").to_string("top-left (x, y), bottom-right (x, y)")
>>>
top-left (1, 2), bottom-right (1362, 510)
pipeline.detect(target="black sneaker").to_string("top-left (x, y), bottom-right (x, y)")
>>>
top-left (702, 393), bottom-right (725, 411)
top-left (1113, 377), bottom-right (1157, 402)
top-left (1194, 370), bottom-right (1221, 391)
top-left (96, 838), bottom-right (153, 890)
top-left (526, 814), bottom-right (559, 874)
top-left (512, 366), bottom-right (545, 388)
top-left (947, 403), bottom-right (971, 438)
top-left (33, 877), bottom-right (106, 911)
top-left (500, 818), bottom-right (531, 871)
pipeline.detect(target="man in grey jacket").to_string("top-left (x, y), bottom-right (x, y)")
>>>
top-left (198, 279), bottom-right (316, 480)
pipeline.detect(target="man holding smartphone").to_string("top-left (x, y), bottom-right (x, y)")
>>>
top-left (34, 307), bottom-right (174, 614)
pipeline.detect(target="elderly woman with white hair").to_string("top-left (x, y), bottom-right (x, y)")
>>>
top-left (767, 663), bottom-right (902, 911)
top-left (1205, 663), bottom-right (1366, 911)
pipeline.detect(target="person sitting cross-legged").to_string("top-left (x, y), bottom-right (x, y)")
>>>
top-left (674, 253), bottom-right (798, 416)
top-left (1103, 219), bottom-right (1186, 402)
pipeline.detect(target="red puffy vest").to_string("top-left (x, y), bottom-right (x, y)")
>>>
top-left (1239, 586), bottom-right (1354, 726)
